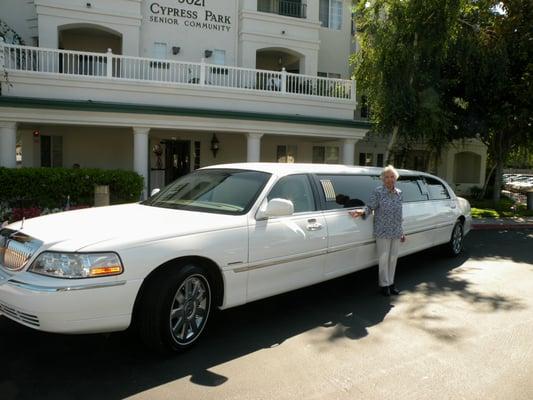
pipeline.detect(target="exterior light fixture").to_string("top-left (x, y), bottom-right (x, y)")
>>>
top-left (172, 46), bottom-right (180, 55)
top-left (204, 50), bottom-right (213, 58)
top-left (210, 134), bottom-right (219, 158)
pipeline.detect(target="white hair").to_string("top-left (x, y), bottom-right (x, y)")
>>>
top-left (381, 165), bottom-right (399, 180)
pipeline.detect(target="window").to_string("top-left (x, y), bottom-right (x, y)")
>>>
top-left (213, 49), bottom-right (225, 65)
top-left (424, 177), bottom-right (450, 200)
top-left (40, 135), bottom-right (63, 167)
top-left (317, 174), bottom-right (381, 210)
top-left (319, 0), bottom-right (343, 30)
top-left (153, 42), bottom-right (167, 59)
top-left (312, 146), bottom-right (340, 164)
top-left (319, 0), bottom-right (330, 27)
top-left (268, 174), bottom-right (316, 213)
top-left (277, 145), bottom-right (297, 163)
top-left (376, 153), bottom-right (384, 167)
top-left (396, 176), bottom-right (429, 202)
top-left (329, 0), bottom-right (343, 30)
top-left (358, 152), bottom-right (374, 166)
top-left (143, 169), bottom-right (271, 215)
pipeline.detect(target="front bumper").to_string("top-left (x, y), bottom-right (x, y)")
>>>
top-left (0, 269), bottom-right (143, 334)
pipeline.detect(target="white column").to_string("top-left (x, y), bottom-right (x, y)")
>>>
top-left (133, 127), bottom-right (150, 200)
top-left (0, 122), bottom-right (18, 168)
top-left (342, 139), bottom-right (356, 166)
top-left (246, 133), bottom-right (263, 162)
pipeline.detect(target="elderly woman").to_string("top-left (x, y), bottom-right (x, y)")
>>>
top-left (350, 165), bottom-right (406, 296)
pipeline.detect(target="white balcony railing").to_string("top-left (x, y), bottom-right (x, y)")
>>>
top-left (0, 42), bottom-right (355, 102)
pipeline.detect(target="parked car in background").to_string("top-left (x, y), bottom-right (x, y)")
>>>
top-left (0, 163), bottom-right (471, 352)
top-left (504, 174), bottom-right (533, 192)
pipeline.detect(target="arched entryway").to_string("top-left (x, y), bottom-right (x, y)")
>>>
top-left (58, 24), bottom-right (122, 55)
top-left (454, 151), bottom-right (481, 184)
top-left (256, 48), bottom-right (303, 73)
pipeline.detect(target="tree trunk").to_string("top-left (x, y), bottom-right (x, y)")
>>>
top-left (385, 125), bottom-right (399, 166)
top-left (492, 158), bottom-right (504, 204)
top-left (480, 164), bottom-right (496, 200)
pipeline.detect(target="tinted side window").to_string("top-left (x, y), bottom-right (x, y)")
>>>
top-left (396, 176), bottom-right (429, 202)
top-left (424, 177), bottom-right (450, 200)
top-left (268, 174), bottom-right (316, 213)
top-left (317, 174), bottom-right (381, 210)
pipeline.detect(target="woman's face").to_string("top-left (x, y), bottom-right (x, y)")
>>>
top-left (383, 171), bottom-right (397, 188)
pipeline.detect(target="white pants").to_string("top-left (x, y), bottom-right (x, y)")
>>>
top-left (376, 238), bottom-right (400, 287)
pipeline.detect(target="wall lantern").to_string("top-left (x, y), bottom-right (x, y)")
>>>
top-left (204, 49), bottom-right (213, 58)
top-left (172, 46), bottom-right (180, 55)
top-left (32, 129), bottom-right (40, 137)
top-left (210, 134), bottom-right (220, 158)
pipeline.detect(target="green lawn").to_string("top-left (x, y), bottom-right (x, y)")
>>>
top-left (468, 197), bottom-right (533, 218)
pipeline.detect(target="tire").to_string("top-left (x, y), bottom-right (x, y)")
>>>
top-left (448, 221), bottom-right (464, 257)
top-left (137, 264), bottom-right (212, 353)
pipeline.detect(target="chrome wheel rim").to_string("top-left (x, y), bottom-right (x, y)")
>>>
top-left (169, 274), bottom-right (210, 345)
top-left (452, 224), bottom-right (463, 254)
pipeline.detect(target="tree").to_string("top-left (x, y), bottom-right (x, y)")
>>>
top-left (445, 0), bottom-right (533, 202)
top-left (352, 0), bottom-right (463, 166)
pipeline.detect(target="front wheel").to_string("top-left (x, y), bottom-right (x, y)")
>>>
top-left (448, 221), bottom-right (464, 257)
top-left (137, 264), bottom-right (212, 353)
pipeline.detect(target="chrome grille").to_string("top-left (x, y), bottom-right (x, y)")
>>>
top-left (0, 300), bottom-right (40, 327)
top-left (0, 229), bottom-right (42, 271)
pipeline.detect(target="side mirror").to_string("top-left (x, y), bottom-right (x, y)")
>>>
top-left (256, 198), bottom-right (294, 219)
top-left (150, 188), bottom-right (160, 197)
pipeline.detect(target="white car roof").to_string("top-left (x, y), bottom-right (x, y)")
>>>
top-left (202, 162), bottom-right (423, 177)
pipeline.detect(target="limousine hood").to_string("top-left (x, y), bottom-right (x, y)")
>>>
top-left (5, 203), bottom-right (244, 252)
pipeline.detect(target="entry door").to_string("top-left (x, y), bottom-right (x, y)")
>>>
top-left (247, 174), bottom-right (327, 302)
top-left (164, 140), bottom-right (191, 185)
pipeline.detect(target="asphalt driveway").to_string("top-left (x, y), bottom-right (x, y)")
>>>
top-left (1, 229), bottom-right (532, 400)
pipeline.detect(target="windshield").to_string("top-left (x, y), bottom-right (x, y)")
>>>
top-left (142, 169), bottom-right (271, 215)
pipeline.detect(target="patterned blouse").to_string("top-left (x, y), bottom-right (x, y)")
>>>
top-left (366, 185), bottom-right (403, 239)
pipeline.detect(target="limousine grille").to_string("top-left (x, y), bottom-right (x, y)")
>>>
top-left (0, 300), bottom-right (40, 327)
top-left (0, 229), bottom-right (42, 271)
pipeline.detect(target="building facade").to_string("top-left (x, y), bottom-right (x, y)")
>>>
top-left (0, 0), bottom-right (486, 196)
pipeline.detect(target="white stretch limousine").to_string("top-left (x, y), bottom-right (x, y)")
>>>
top-left (0, 163), bottom-right (471, 352)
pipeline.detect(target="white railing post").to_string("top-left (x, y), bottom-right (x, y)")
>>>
top-left (200, 57), bottom-right (206, 86)
top-left (281, 67), bottom-right (287, 93)
top-left (106, 48), bottom-right (113, 78)
top-left (351, 79), bottom-right (356, 101)
top-left (0, 38), bottom-right (5, 70)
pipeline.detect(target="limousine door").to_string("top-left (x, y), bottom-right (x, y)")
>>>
top-left (424, 177), bottom-right (457, 245)
top-left (314, 174), bottom-right (378, 278)
top-left (247, 174), bottom-right (328, 302)
top-left (396, 176), bottom-right (438, 254)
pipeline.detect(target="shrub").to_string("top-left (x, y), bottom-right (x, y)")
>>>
top-left (0, 167), bottom-right (143, 211)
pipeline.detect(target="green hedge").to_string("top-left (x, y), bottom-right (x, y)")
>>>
top-left (0, 167), bottom-right (144, 209)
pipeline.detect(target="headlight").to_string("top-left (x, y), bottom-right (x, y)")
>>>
top-left (29, 252), bottom-right (123, 279)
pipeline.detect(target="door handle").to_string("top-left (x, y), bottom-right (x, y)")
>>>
top-left (307, 223), bottom-right (323, 231)
top-left (307, 219), bottom-right (323, 231)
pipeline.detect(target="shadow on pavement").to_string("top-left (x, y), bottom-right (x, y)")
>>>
top-left (468, 228), bottom-right (533, 264)
top-left (0, 231), bottom-right (527, 399)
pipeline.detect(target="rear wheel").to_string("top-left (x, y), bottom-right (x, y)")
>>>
top-left (137, 264), bottom-right (212, 353)
top-left (448, 221), bottom-right (464, 257)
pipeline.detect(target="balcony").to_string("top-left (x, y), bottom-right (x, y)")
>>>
top-left (257, 0), bottom-right (307, 19)
top-left (0, 43), bottom-right (356, 119)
